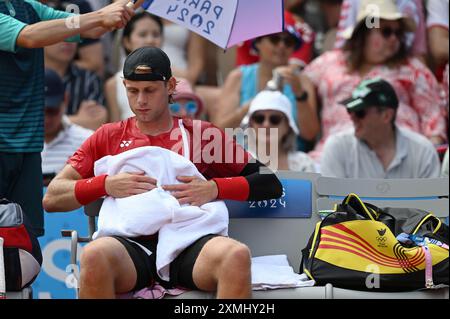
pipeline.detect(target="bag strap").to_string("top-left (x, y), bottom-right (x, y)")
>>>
top-left (412, 213), bottom-right (442, 235)
top-left (342, 193), bottom-right (377, 221)
top-left (422, 245), bottom-right (435, 289)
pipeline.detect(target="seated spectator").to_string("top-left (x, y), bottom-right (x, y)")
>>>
top-left (303, 0), bottom-right (446, 161)
top-left (45, 40), bottom-right (106, 131)
top-left (426, 0), bottom-right (449, 82)
top-left (335, 0), bottom-right (427, 61)
top-left (170, 78), bottom-right (205, 120)
top-left (242, 90), bottom-right (316, 172)
top-left (104, 12), bottom-right (163, 122)
top-left (321, 78), bottom-right (441, 179)
top-left (213, 22), bottom-right (319, 152)
top-left (42, 69), bottom-right (93, 186)
top-left (236, 1), bottom-right (315, 69)
top-left (42, 0), bottom-right (105, 77)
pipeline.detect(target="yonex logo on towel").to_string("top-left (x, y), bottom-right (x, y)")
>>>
top-left (120, 141), bottom-right (133, 148)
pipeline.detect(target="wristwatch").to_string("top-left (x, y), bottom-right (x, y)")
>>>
top-left (295, 91), bottom-right (308, 102)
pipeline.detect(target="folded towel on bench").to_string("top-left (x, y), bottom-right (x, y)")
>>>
top-left (251, 255), bottom-right (315, 290)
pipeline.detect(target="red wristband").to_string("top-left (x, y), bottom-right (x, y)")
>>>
top-left (74, 174), bottom-right (108, 205)
top-left (212, 176), bottom-right (250, 201)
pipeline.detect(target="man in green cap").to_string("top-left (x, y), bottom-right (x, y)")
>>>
top-left (321, 77), bottom-right (440, 178)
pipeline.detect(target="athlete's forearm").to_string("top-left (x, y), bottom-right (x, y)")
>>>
top-left (212, 160), bottom-right (283, 201)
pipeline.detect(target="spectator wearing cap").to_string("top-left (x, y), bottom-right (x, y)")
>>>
top-left (302, 0), bottom-right (446, 162)
top-left (242, 90), bottom-right (316, 172)
top-left (320, 78), bottom-right (441, 179)
top-left (42, 69), bottom-right (93, 186)
top-left (213, 21), bottom-right (319, 153)
top-left (169, 78), bottom-right (204, 120)
top-left (335, 0), bottom-right (427, 60)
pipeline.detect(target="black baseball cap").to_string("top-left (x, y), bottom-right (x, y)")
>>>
top-left (45, 68), bottom-right (65, 109)
top-left (123, 47), bottom-right (172, 82)
top-left (340, 78), bottom-right (399, 112)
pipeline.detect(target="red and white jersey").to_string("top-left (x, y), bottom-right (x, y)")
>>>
top-left (68, 117), bottom-right (251, 179)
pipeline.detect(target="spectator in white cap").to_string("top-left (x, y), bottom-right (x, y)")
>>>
top-left (242, 90), bottom-right (316, 172)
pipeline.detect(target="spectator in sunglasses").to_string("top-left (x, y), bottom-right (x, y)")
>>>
top-left (169, 78), bottom-right (204, 119)
top-left (241, 90), bottom-right (316, 172)
top-left (320, 78), bottom-right (440, 179)
top-left (301, 0), bottom-right (446, 162)
top-left (236, 3), bottom-right (315, 68)
top-left (214, 22), bottom-right (319, 153)
top-left (335, 0), bottom-right (427, 61)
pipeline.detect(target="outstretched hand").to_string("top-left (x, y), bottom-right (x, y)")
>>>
top-left (162, 176), bottom-right (218, 207)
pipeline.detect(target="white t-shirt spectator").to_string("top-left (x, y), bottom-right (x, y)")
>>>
top-left (320, 127), bottom-right (441, 179)
top-left (42, 116), bottom-right (93, 175)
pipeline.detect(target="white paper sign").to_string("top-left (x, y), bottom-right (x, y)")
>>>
top-left (146, 0), bottom-right (238, 48)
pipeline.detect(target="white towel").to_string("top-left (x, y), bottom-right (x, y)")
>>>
top-left (251, 255), bottom-right (315, 290)
top-left (93, 146), bottom-right (229, 281)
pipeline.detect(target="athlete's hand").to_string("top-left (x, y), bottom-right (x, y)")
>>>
top-left (105, 172), bottom-right (157, 198)
top-left (162, 176), bottom-right (218, 207)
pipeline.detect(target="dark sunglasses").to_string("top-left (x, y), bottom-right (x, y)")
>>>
top-left (349, 107), bottom-right (388, 119)
top-left (380, 27), bottom-right (403, 39)
top-left (251, 114), bottom-right (284, 125)
top-left (266, 34), bottom-right (297, 48)
top-left (349, 109), bottom-right (367, 119)
top-left (169, 101), bottom-right (198, 115)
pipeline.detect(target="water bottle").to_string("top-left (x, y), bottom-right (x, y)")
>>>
top-left (266, 70), bottom-right (283, 91)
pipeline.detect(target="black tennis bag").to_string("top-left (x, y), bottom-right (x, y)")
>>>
top-left (0, 199), bottom-right (42, 291)
top-left (300, 193), bottom-right (449, 291)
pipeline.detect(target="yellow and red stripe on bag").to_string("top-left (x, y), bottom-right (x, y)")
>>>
top-left (314, 220), bottom-right (448, 274)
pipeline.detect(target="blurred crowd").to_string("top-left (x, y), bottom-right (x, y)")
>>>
top-left (39, 0), bottom-right (449, 180)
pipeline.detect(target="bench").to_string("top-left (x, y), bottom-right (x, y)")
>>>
top-left (62, 172), bottom-right (449, 299)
